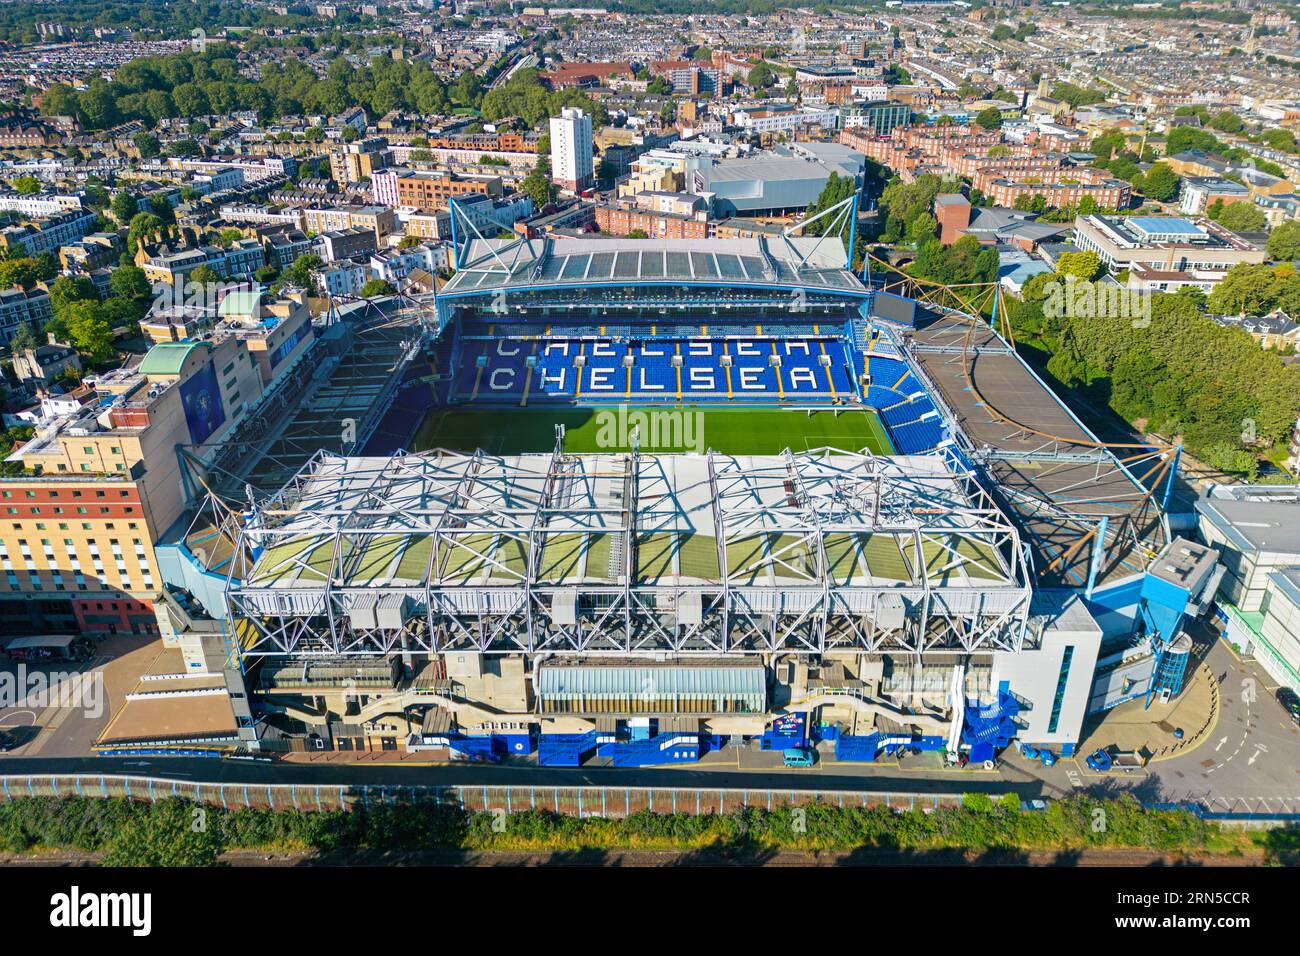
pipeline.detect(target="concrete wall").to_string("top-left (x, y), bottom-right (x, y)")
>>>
top-left (993, 594), bottom-right (1102, 749)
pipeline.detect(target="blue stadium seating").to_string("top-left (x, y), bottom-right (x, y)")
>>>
top-left (450, 333), bottom-right (856, 405)
top-left (440, 318), bottom-right (952, 453)
top-left (855, 353), bottom-right (947, 453)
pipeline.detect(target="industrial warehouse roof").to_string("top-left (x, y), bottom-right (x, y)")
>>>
top-left (536, 663), bottom-right (765, 700)
top-left (441, 235), bottom-right (864, 298)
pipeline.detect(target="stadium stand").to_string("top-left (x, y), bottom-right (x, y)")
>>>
top-left (442, 318), bottom-right (947, 453)
top-left (450, 327), bottom-right (857, 405)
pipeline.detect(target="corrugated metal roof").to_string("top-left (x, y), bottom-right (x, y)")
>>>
top-left (537, 664), bottom-right (765, 698)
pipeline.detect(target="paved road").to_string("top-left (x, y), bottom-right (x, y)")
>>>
top-left (1, 634), bottom-right (1292, 812)
top-left (994, 634), bottom-right (1300, 815)
top-left (1139, 636), bottom-right (1300, 814)
top-left (0, 753), bottom-right (1047, 798)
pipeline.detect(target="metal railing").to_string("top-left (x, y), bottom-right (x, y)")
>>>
top-left (0, 774), bottom-right (978, 817)
top-left (2, 774), bottom-right (1293, 824)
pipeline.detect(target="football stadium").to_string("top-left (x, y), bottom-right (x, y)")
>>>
top-left (165, 199), bottom-right (1220, 765)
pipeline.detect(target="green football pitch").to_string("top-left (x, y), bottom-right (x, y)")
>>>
top-left (411, 406), bottom-right (893, 456)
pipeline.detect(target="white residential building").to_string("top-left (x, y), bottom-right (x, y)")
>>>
top-left (549, 107), bottom-right (594, 193)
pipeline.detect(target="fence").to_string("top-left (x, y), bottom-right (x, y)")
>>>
top-left (3, 775), bottom-right (1293, 826)
top-left (0, 774), bottom-right (981, 817)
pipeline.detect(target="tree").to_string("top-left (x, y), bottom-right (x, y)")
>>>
top-left (62, 301), bottom-right (115, 361)
top-left (520, 165), bottom-right (555, 209)
top-left (974, 107), bottom-right (1002, 131)
top-left (10, 175), bottom-right (40, 195)
top-left (747, 63), bottom-right (774, 89)
top-left (1140, 163), bottom-right (1179, 203)
top-left (801, 171), bottom-right (857, 247)
top-left (1266, 220), bottom-right (1300, 262)
top-left (1207, 263), bottom-right (1287, 315)
top-left (910, 235), bottom-right (998, 286)
top-left (1215, 202), bottom-right (1267, 234)
top-left (133, 132), bottom-right (161, 159)
top-left (360, 278), bottom-right (396, 297)
top-left (189, 264), bottom-right (222, 285)
top-left (1208, 111), bottom-right (1244, 135)
top-left (49, 275), bottom-right (100, 320)
top-left (108, 264), bottom-right (152, 301)
top-left (8, 322), bottom-right (38, 353)
top-left (906, 212), bottom-right (937, 245)
top-left (126, 212), bottom-right (164, 256)
top-left (281, 253), bottom-right (323, 289)
top-left (0, 258), bottom-right (41, 290)
top-left (1056, 251), bottom-right (1101, 282)
top-left (110, 191), bottom-right (139, 225)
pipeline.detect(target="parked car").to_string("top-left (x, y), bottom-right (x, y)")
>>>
top-left (1277, 687), bottom-right (1300, 725)
top-left (782, 747), bottom-right (816, 768)
top-left (1085, 748), bottom-right (1112, 772)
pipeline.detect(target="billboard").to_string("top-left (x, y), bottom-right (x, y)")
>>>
top-left (269, 323), bottom-right (312, 369)
top-left (873, 290), bottom-right (917, 327)
top-left (179, 359), bottom-right (226, 445)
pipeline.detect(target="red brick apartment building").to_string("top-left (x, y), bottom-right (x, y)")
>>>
top-left (841, 125), bottom-right (1004, 179)
top-left (973, 159), bottom-right (1131, 210)
top-left (593, 204), bottom-right (711, 240)
top-left (541, 62), bottom-right (635, 89)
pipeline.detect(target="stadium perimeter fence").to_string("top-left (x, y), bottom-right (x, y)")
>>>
top-left (1, 776), bottom-right (1293, 826)
top-left (0, 774), bottom-right (976, 817)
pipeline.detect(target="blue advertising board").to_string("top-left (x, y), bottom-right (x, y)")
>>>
top-left (179, 359), bottom-right (226, 444)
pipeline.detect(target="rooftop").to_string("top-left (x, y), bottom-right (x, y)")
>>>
top-left (137, 341), bottom-right (203, 377)
top-left (441, 235), bottom-right (864, 298)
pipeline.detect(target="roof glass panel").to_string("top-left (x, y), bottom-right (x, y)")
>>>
top-left (716, 254), bottom-right (744, 279)
top-left (614, 251), bottom-right (640, 278)
top-left (559, 254), bottom-right (590, 279)
top-left (690, 252), bottom-right (717, 278)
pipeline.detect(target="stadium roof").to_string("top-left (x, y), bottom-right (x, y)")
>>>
top-left (903, 306), bottom-right (1170, 587)
top-left (536, 663), bottom-right (765, 700)
top-left (226, 448), bottom-right (1033, 656)
top-left (440, 235), bottom-right (866, 299)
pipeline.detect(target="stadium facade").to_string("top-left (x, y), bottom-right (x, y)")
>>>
top-left (158, 203), bottom-right (1218, 765)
